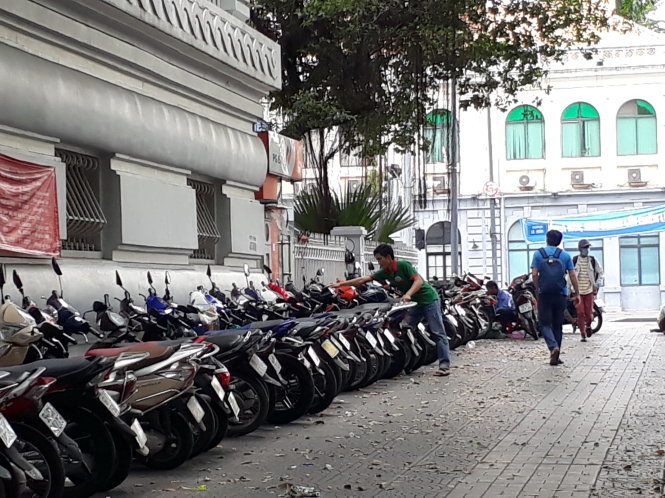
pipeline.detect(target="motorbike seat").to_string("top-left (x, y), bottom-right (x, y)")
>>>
top-left (200, 329), bottom-right (247, 350)
top-left (0, 356), bottom-right (111, 386)
top-left (291, 321), bottom-right (320, 339)
top-left (244, 318), bottom-right (291, 330)
top-left (86, 342), bottom-right (175, 371)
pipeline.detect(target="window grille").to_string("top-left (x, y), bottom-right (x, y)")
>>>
top-left (188, 179), bottom-right (220, 260)
top-left (55, 149), bottom-right (106, 252)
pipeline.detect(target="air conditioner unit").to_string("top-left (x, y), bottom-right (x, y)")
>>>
top-left (518, 174), bottom-right (536, 191)
top-left (431, 175), bottom-right (449, 194)
top-left (570, 170), bottom-right (592, 189)
top-left (627, 168), bottom-right (647, 187)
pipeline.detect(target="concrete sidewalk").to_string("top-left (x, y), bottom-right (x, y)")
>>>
top-left (110, 314), bottom-right (665, 497)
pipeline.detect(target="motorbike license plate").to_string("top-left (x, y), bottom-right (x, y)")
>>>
top-left (383, 329), bottom-right (397, 344)
top-left (376, 333), bottom-right (385, 349)
top-left (227, 391), bottom-right (240, 418)
top-left (329, 336), bottom-right (346, 354)
top-left (308, 346), bottom-right (321, 366)
top-left (187, 396), bottom-right (205, 424)
top-left (39, 402), bottom-right (67, 438)
top-left (0, 413), bottom-right (16, 449)
top-left (519, 302), bottom-right (533, 313)
top-left (321, 339), bottom-right (340, 358)
top-left (131, 419), bottom-right (148, 449)
top-left (301, 355), bottom-right (312, 369)
top-left (456, 306), bottom-right (466, 316)
top-left (98, 389), bottom-right (121, 418)
top-left (337, 334), bottom-right (351, 350)
top-left (406, 329), bottom-right (416, 343)
top-left (249, 354), bottom-right (268, 377)
top-left (365, 331), bottom-right (379, 349)
top-left (211, 376), bottom-right (225, 403)
top-left (268, 353), bottom-right (282, 374)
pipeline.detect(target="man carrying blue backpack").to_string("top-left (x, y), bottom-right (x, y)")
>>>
top-left (531, 230), bottom-right (580, 366)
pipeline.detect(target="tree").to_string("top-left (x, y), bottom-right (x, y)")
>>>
top-left (251, 0), bottom-right (611, 236)
top-left (617, 0), bottom-right (659, 25)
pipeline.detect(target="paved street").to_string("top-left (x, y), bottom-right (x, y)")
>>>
top-left (105, 313), bottom-right (665, 498)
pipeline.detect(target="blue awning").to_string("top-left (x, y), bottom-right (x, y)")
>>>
top-left (520, 204), bottom-right (665, 244)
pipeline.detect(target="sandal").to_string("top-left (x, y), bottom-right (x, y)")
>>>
top-left (433, 368), bottom-right (450, 377)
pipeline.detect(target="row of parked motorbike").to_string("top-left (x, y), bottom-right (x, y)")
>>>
top-left (0, 257), bottom-right (604, 497)
top-left (0, 260), bottom-right (463, 498)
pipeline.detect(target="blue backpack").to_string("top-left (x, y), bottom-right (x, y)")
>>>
top-left (537, 248), bottom-right (566, 294)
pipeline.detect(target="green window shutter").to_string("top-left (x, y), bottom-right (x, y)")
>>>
top-left (583, 119), bottom-right (601, 156)
top-left (636, 116), bottom-right (657, 154)
top-left (526, 121), bottom-right (545, 158)
top-left (562, 122), bottom-right (581, 157)
top-left (617, 117), bottom-right (637, 155)
top-left (506, 122), bottom-right (526, 159)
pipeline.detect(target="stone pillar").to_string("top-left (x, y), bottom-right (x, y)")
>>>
top-left (331, 226), bottom-right (367, 278)
top-left (602, 236), bottom-right (622, 312)
top-left (218, 182), bottom-right (265, 268)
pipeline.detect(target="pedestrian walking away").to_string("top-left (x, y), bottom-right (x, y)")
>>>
top-left (572, 239), bottom-right (604, 341)
top-left (330, 243), bottom-right (452, 376)
top-left (531, 230), bottom-right (581, 366)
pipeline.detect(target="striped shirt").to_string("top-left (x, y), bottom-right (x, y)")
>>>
top-left (577, 256), bottom-right (594, 295)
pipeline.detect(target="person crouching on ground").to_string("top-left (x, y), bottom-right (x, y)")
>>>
top-left (531, 230), bottom-right (580, 366)
top-left (486, 280), bottom-right (517, 324)
top-left (330, 243), bottom-right (452, 377)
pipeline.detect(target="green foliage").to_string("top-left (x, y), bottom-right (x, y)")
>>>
top-left (294, 183), bottom-right (415, 242)
top-left (617, 0), bottom-right (658, 24)
top-left (252, 0), bottom-right (611, 157)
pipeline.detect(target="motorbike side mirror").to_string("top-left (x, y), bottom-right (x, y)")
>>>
top-left (165, 271), bottom-right (171, 285)
top-left (12, 270), bottom-right (24, 296)
top-left (243, 263), bottom-right (250, 277)
top-left (368, 262), bottom-right (375, 271)
top-left (263, 264), bottom-right (273, 275)
top-left (115, 270), bottom-right (124, 288)
top-left (206, 265), bottom-right (212, 278)
top-left (51, 257), bottom-right (63, 276)
top-left (147, 271), bottom-right (153, 286)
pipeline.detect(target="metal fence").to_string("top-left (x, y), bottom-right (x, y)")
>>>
top-left (293, 234), bottom-right (418, 284)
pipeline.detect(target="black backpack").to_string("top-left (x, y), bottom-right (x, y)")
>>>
top-left (537, 248), bottom-right (566, 294)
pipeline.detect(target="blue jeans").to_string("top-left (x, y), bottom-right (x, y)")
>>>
top-left (538, 293), bottom-right (566, 351)
top-left (408, 299), bottom-right (451, 369)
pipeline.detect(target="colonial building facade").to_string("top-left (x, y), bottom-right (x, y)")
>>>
top-left (0, 0), bottom-right (279, 309)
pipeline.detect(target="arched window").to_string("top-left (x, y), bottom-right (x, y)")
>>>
top-left (507, 222), bottom-right (538, 280)
top-left (425, 221), bottom-right (461, 280)
top-left (561, 102), bottom-right (600, 157)
top-left (424, 109), bottom-right (451, 164)
top-left (506, 105), bottom-right (545, 160)
top-left (617, 99), bottom-right (657, 155)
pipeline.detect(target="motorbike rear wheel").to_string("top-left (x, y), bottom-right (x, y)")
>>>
top-left (98, 427), bottom-right (133, 491)
top-left (589, 304), bottom-right (603, 334)
top-left (143, 411), bottom-right (194, 470)
top-left (60, 407), bottom-right (118, 498)
top-left (226, 369), bottom-right (270, 437)
top-left (266, 353), bottom-right (315, 424)
top-left (308, 361), bottom-right (338, 414)
top-left (13, 422), bottom-right (65, 498)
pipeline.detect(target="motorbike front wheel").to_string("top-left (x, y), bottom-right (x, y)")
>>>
top-left (12, 422), bottom-right (65, 498)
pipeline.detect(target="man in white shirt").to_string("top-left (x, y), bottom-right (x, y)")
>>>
top-left (573, 239), bottom-right (604, 341)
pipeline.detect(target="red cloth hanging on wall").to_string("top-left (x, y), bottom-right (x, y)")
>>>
top-left (0, 153), bottom-right (60, 257)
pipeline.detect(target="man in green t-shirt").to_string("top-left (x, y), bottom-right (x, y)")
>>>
top-left (331, 243), bottom-right (451, 376)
